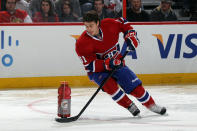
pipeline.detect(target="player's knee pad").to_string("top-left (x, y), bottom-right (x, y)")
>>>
top-left (102, 77), bottom-right (119, 95)
top-left (130, 84), bottom-right (145, 98)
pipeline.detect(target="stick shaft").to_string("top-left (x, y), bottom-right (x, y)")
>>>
top-left (55, 51), bottom-right (129, 123)
top-left (76, 51), bottom-right (129, 118)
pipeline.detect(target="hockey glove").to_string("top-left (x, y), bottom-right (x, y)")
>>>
top-left (104, 58), bottom-right (125, 71)
top-left (124, 30), bottom-right (140, 51)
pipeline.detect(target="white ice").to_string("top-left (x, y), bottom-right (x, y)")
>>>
top-left (0, 85), bottom-right (197, 131)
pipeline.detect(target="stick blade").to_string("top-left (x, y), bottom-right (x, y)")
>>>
top-left (55, 116), bottom-right (78, 123)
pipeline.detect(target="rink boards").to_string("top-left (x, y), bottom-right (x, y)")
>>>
top-left (0, 22), bottom-right (196, 89)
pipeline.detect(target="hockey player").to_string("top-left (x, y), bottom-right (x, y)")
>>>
top-left (75, 10), bottom-right (166, 116)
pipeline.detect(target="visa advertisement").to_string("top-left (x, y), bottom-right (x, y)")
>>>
top-left (0, 24), bottom-right (196, 78)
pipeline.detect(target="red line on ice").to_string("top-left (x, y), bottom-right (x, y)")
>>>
top-left (27, 99), bottom-right (53, 115)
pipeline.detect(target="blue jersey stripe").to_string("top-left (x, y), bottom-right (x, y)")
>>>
top-left (137, 91), bottom-right (149, 103)
top-left (112, 90), bottom-right (124, 101)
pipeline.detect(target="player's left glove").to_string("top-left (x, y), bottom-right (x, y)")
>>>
top-left (124, 30), bottom-right (140, 51)
top-left (104, 58), bottom-right (125, 71)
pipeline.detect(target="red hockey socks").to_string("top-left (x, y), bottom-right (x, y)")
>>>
top-left (116, 94), bottom-right (132, 108)
top-left (102, 77), bottom-right (132, 108)
top-left (130, 85), bottom-right (155, 108)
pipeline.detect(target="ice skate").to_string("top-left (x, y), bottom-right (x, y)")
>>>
top-left (149, 104), bottom-right (167, 115)
top-left (128, 103), bottom-right (140, 116)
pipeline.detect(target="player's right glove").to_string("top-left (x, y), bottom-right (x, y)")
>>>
top-left (104, 58), bottom-right (125, 71)
top-left (124, 30), bottom-right (140, 51)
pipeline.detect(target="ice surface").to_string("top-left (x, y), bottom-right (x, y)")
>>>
top-left (0, 85), bottom-right (197, 131)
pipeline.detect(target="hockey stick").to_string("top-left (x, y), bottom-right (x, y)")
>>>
top-left (55, 50), bottom-right (129, 123)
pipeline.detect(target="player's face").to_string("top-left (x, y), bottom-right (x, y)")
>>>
top-left (84, 21), bottom-right (99, 36)
top-left (6, 0), bottom-right (16, 13)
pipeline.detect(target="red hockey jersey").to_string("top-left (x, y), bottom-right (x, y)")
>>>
top-left (75, 18), bottom-right (134, 73)
top-left (0, 9), bottom-right (30, 23)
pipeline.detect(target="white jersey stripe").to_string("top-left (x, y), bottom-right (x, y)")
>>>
top-left (111, 88), bottom-right (121, 98)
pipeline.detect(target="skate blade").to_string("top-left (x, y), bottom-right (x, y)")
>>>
top-left (134, 114), bottom-right (142, 119)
